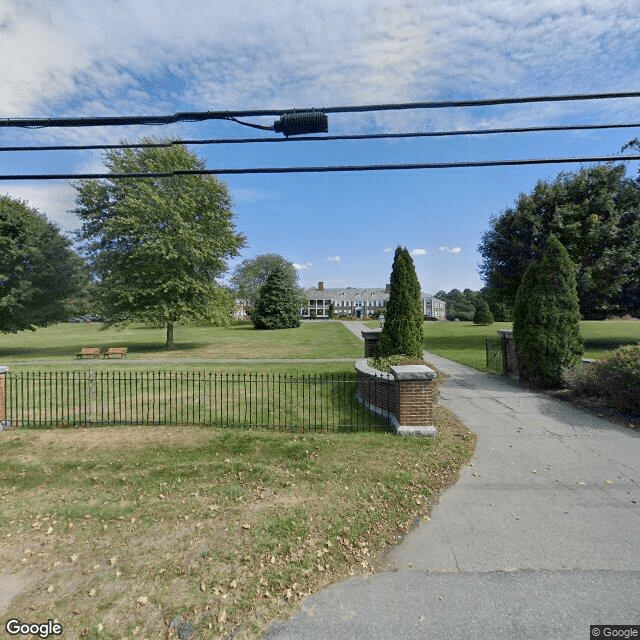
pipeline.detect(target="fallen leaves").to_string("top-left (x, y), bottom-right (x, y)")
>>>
top-left (0, 418), bottom-right (473, 640)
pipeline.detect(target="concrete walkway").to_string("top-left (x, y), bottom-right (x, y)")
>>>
top-left (339, 320), bottom-right (374, 341)
top-left (263, 351), bottom-right (640, 640)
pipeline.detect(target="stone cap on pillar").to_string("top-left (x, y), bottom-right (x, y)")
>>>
top-left (361, 329), bottom-right (383, 340)
top-left (390, 364), bottom-right (437, 381)
top-left (496, 329), bottom-right (513, 338)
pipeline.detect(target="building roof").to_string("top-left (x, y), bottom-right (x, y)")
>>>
top-left (304, 285), bottom-right (444, 303)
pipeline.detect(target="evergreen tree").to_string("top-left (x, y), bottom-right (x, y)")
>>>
top-left (252, 265), bottom-right (303, 330)
top-left (375, 247), bottom-right (424, 358)
top-left (230, 253), bottom-right (301, 315)
top-left (513, 234), bottom-right (583, 387)
top-left (473, 297), bottom-right (494, 325)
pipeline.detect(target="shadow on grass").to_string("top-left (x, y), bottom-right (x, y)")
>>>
top-left (583, 338), bottom-right (640, 351)
top-left (0, 340), bottom-right (210, 360)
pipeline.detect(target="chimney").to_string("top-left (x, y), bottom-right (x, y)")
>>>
top-left (318, 281), bottom-right (324, 291)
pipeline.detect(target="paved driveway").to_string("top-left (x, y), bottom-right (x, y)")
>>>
top-left (264, 351), bottom-right (640, 640)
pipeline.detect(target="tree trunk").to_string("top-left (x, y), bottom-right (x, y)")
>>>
top-left (165, 322), bottom-right (175, 350)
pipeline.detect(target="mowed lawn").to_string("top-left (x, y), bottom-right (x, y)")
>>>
top-left (424, 319), bottom-right (640, 370)
top-left (362, 319), bottom-right (640, 371)
top-left (0, 318), bottom-right (475, 639)
top-left (2, 318), bottom-right (638, 372)
top-left (0, 320), bottom-right (363, 366)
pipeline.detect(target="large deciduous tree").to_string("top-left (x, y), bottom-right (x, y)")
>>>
top-left (74, 140), bottom-right (246, 349)
top-left (375, 246), bottom-right (424, 359)
top-left (0, 196), bottom-right (85, 333)
top-left (479, 164), bottom-right (640, 319)
top-left (513, 234), bottom-right (583, 388)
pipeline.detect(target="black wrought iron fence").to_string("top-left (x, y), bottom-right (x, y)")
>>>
top-left (485, 339), bottom-right (504, 374)
top-left (6, 370), bottom-right (391, 432)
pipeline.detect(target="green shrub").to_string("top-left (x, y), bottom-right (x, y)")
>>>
top-left (563, 344), bottom-right (640, 414)
top-left (513, 234), bottom-right (583, 387)
top-left (473, 297), bottom-right (494, 325)
top-left (367, 355), bottom-right (442, 404)
top-left (369, 354), bottom-right (427, 373)
top-left (252, 265), bottom-right (303, 330)
top-left (375, 247), bottom-right (424, 359)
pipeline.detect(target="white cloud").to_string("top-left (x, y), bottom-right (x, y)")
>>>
top-left (440, 246), bottom-right (463, 255)
top-left (3, 0), bottom-right (638, 127)
top-left (326, 255), bottom-right (341, 262)
top-left (410, 248), bottom-right (427, 256)
top-left (293, 262), bottom-right (312, 271)
top-left (2, 0), bottom-right (640, 233)
top-left (383, 247), bottom-right (393, 253)
top-left (1, 183), bottom-right (80, 232)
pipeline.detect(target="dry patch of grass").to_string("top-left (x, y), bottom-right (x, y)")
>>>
top-left (0, 410), bottom-right (474, 639)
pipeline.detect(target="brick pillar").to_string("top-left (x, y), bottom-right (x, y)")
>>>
top-left (361, 329), bottom-right (382, 358)
top-left (497, 330), bottom-right (519, 377)
top-left (390, 365), bottom-right (437, 436)
top-left (0, 366), bottom-right (8, 431)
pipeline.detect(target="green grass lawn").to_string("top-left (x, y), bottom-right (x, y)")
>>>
top-left (3, 318), bottom-right (638, 374)
top-left (364, 319), bottom-right (640, 371)
top-left (0, 320), bottom-right (363, 366)
top-left (0, 415), bottom-right (474, 639)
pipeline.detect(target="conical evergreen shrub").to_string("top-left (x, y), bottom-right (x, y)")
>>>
top-left (251, 265), bottom-right (302, 329)
top-left (375, 247), bottom-right (424, 359)
top-left (473, 297), bottom-right (494, 325)
top-left (513, 234), bottom-right (583, 387)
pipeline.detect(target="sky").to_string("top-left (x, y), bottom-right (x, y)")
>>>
top-left (1, 0), bottom-right (640, 294)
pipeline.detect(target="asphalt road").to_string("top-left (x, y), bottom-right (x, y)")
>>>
top-left (263, 350), bottom-right (640, 640)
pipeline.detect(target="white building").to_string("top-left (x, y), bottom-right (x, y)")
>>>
top-left (302, 282), bottom-right (446, 320)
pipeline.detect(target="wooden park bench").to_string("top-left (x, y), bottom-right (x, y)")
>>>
top-left (104, 347), bottom-right (128, 359)
top-left (76, 347), bottom-right (101, 359)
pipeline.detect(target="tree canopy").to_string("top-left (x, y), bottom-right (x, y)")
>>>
top-left (230, 253), bottom-right (301, 315)
top-left (251, 264), bottom-right (303, 330)
top-left (375, 246), bottom-right (424, 359)
top-left (0, 196), bottom-right (85, 333)
top-left (479, 164), bottom-right (640, 319)
top-left (74, 140), bottom-right (245, 348)
top-left (434, 288), bottom-right (479, 321)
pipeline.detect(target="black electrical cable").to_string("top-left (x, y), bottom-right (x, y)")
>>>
top-left (2, 122), bottom-right (640, 152)
top-left (2, 154), bottom-right (640, 180)
top-left (1, 90), bottom-right (639, 128)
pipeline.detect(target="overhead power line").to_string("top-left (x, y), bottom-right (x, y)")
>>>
top-left (2, 154), bottom-right (640, 181)
top-left (2, 121), bottom-right (640, 152)
top-left (1, 90), bottom-right (639, 129)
